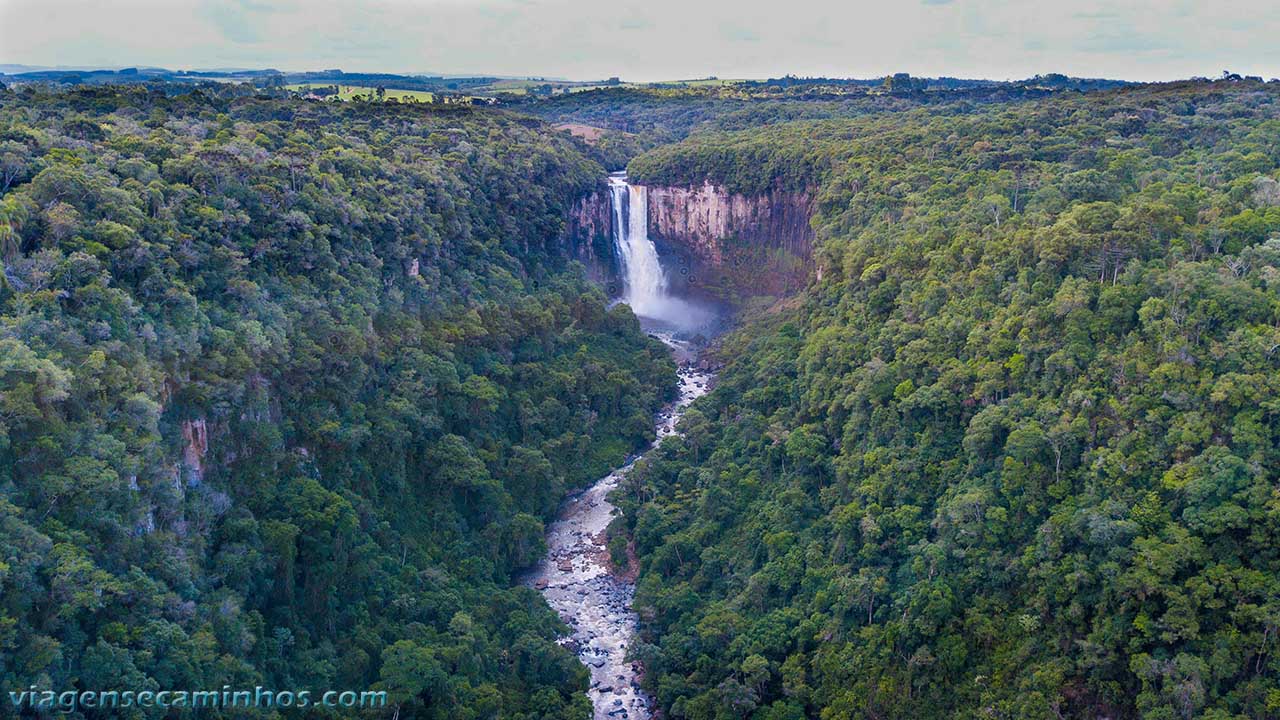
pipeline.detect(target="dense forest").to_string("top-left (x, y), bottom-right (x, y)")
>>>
top-left (617, 81), bottom-right (1280, 719)
top-left (527, 78), bottom-right (1131, 171)
top-left (6, 74), bottom-right (1280, 720)
top-left (0, 85), bottom-right (676, 718)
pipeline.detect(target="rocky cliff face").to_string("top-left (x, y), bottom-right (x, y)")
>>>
top-left (180, 418), bottom-right (209, 487)
top-left (561, 188), bottom-right (619, 286)
top-left (559, 180), bottom-right (816, 304)
top-left (645, 181), bottom-right (814, 301)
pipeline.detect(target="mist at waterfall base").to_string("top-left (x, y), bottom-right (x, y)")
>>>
top-left (607, 174), bottom-right (722, 338)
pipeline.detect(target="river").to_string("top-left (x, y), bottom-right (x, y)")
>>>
top-left (525, 335), bottom-right (713, 719)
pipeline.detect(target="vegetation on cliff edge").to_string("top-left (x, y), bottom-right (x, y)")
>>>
top-left (0, 85), bottom-right (676, 718)
top-left (618, 81), bottom-right (1280, 719)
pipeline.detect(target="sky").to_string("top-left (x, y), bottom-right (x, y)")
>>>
top-left (2, 0), bottom-right (1279, 82)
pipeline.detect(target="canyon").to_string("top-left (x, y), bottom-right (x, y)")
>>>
top-left (564, 179), bottom-right (815, 302)
top-left (526, 349), bottom-right (712, 720)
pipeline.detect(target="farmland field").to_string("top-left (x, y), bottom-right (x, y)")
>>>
top-left (284, 84), bottom-right (435, 101)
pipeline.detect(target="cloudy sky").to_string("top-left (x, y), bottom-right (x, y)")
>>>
top-left (2, 0), bottom-right (1278, 82)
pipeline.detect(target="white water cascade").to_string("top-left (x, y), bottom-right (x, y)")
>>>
top-left (608, 173), bottom-right (669, 317)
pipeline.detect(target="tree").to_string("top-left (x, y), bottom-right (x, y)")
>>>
top-left (0, 140), bottom-right (29, 192)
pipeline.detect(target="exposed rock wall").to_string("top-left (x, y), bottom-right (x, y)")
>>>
top-left (559, 180), bottom-right (816, 303)
top-left (645, 181), bottom-right (815, 300)
top-left (562, 188), bottom-right (619, 285)
top-left (180, 418), bottom-right (208, 487)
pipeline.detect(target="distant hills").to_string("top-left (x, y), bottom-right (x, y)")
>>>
top-left (0, 64), bottom-right (1150, 104)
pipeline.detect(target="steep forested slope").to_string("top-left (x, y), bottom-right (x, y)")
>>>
top-left (0, 86), bottom-right (675, 718)
top-left (526, 87), bottom-right (938, 170)
top-left (526, 80), bottom-right (1121, 171)
top-left (618, 82), bottom-right (1280, 719)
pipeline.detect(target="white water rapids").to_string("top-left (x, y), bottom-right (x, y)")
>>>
top-left (522, 175), bottom-right (723, 718)
top-left (525, 336), bottom-right (712, 719)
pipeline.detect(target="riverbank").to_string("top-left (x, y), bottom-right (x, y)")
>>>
top-left (525, 341), bottom-right (713, 719)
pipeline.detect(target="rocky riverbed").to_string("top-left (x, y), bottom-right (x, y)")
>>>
top-left (524, 340), bottom-right (712, 719)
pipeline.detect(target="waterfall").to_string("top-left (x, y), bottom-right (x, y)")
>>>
top-left (608, 174), bottom-right (668, 317)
